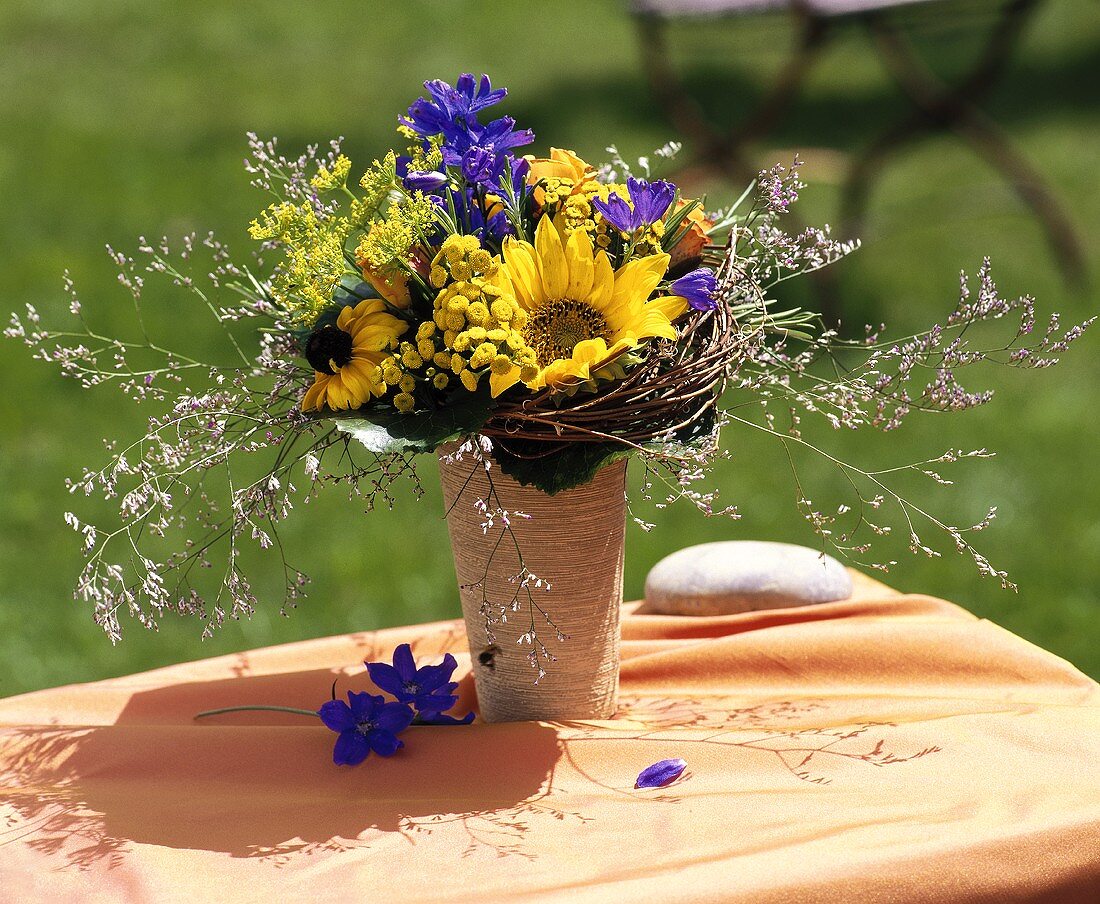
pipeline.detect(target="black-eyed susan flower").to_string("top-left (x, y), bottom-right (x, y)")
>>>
top-left (494, 217), bottom-right (687, 394)
top-left (301, 299), bottom-right (407, 412)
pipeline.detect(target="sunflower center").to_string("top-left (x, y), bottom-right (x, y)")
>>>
top-left (523, 299), bottom-right (610, 364)
top-left (305, 325), bottom-right (354, 374)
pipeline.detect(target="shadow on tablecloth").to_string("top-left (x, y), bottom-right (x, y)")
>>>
top-left (1, 666), bottom-right (565, 867)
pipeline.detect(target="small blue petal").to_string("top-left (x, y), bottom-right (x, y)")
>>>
top-left (317, 699), bottom-right (354, 733)
top-left (628, 177), bottom-right (675, 225)
top-left (415, 655), bottom-right (457, 693)
top-left (367, 729), bottom-right (404, 757)
top-left (333, 729), bottom-right (371, 766)
top-left (670, 267), bottom-right (718, 312)
top-left (593, 193), bottom-right (635, 232)
top-left (366, 661), bottom-right (407, 700)
top-left (635, 758), bottom-right (687, 789)
top-left (413, 692), bottom-right (458, 715)
top-left (375, 701), bottom-right (416, 735)
top-left (392, 644), bottom-right (418, 682)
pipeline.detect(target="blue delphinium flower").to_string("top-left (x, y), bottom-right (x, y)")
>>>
top-left (400, 74), bottom-right (533, 195)
top-left (460, 147), bottom-right (497, 186)
top-left (443, 117), bottom-right (535, 191)
top-left (466, 155), bottom-right (530, 241)
top-left (593, 177), bottom-right (676, 232)
top-left (468, 199), bottom-right (515, 242)
top-left (670, 267), bottom-right (718, 312)
top-left (367, 643), bottom-right (474, 723)
top-left (400, 74), bottom-right (507, 141)
top-left (318, 691), bottom-right (415, 766)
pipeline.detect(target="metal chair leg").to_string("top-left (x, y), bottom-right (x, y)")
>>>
top-left (845, 4), bottom-right (1086, 285)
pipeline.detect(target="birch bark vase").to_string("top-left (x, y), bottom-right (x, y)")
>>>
top-left (438, 448), bottom-right (627, 723)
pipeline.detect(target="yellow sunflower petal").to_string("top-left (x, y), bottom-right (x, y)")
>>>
top-left (569, 337), bottom-right (610, 367)
top-left (352, 316), bottom-right (406, 350)
top-left (325, 378), bottom-right (352, 410)
top-left (588, 250), bottom-right (615, 309)
top-left (354, 298), bottom-right (388, 317)
top-left (564, 228), bottom-right (595, 301)
top-left (338, 360), bottom-right (375, 402)
top-left (603, 253), bottom-right (672, 331)
top-left (524, 148), bottom-right (593, 185)
top-left (534, 217), bottom-right (568, 300)
top-left (636, 311), bottom-right (679, 341)
top-left (540, 357), bottom-right (590, 389)
top-left (352, 349), bottom-right (389, 369)
top-left (647, 294), bottom-right (689, 322)
top-left (611, 254), bottom-right (670, 311)
top-left (502, 237), bottom-right (542, 310)
top-left (603, 336), bottom-right (638, 359)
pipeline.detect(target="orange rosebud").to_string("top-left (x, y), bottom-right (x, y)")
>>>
top-left (669, 200), bottom-right (713, 270)
top-left (361, 264), bottom-right (411, 309)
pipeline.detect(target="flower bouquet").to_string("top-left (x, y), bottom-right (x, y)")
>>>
top-left (10, 74), bottom-right (1090, 725)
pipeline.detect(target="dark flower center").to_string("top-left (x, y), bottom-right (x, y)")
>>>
top-left (355, 718), bottom-right (377, 736)
top-left (523, 299), bottom-right (610, 364)
top-left (403, 680), bottom-right (420, 695)
top-left (305, 325), bottom-right (354, 375)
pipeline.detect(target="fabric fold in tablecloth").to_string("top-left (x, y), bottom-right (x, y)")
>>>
top-left (1, 574), bottom-right (1098, 903)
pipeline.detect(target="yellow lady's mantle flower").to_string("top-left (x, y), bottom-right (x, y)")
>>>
top-left (301, 299), bottom-right (407, 412)
top-left (496, 217), bottom-right (687, 393)
top-left (311, 155), bottom-right (352, 192)
top-left (249, 201), bottom-right (351, 324)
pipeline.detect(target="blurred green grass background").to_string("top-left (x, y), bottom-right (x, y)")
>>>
top-left (1, 0), bottom-right (1096, 696)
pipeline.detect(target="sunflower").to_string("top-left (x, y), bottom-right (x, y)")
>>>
top-left (301, 299), bottom-right (408, 412)
top-left (493, 217), bottom-right (687, 395)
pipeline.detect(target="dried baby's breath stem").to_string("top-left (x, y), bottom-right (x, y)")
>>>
top-left (6, 141), bottom-right (1091, 644)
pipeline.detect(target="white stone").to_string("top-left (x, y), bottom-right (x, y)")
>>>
top-left (644, 541), bottom-right (853, 616)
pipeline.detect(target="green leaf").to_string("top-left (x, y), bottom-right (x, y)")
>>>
top-left (332, 391), bottom-right (495, 456)
top-left (493, 441), bottom-right (634, 495)
top-left (334, 276), bottom-right (382, 306)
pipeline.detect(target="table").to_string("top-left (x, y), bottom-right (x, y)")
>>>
top-left (2, 574), bottom-right (1098, 902)
top-left (630, 0), bottom-right (1086, 286)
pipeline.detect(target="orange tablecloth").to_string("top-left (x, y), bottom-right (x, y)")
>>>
top-left (2, 575), bottom-right (1099, 902)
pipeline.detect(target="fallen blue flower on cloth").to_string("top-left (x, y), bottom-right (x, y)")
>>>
top-left (635, 757), bottom-right (688, 789)
top-left (196, 644), bottom-right (475, 767)
top-left (367, 643), bottom-right (474, 722)
top-left (318, 691), bottom-right (415, 766)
